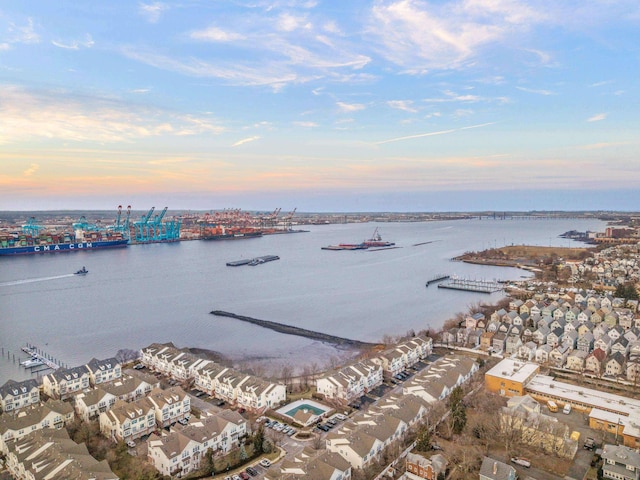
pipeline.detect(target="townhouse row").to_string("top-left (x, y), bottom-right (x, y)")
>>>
top-left (4, 427), bottom-right (118, 480)
top-left (316, 336), bottom-right (433, 404)
top-left (319, 355), bottom-right (477, 472)
top-left (147, 409), bottom-right (249, 477)
top-left (99, 386), bottom-right (191, 442)
top-left (41, 357), bottom-right (122, 401)
top-left (141, 342), bottom-right (287, 412)
top-left (0, 399), bottom-right (75, 455)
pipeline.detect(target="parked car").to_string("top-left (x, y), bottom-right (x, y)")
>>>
top-left (259, 459), bottom-right (271, 468)
top-left (246, 467), bottom-right (258, 476)
top-left (335, 413), bottom-right (347, 421)
top-left (126, 440), bottom-right (136, 448)
top-left (510, 457), bottom-right (531, 468)
top-left (238, 407), bottom-right (246, 414)
top-left (216, 400), bottom-right (226, 407)
top-left (239, 472), bottom-right (250, 480)
top-left (584, 437), bottom-right (597, 450)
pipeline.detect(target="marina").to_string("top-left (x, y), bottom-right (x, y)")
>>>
top-left (437, 277), bottom-right (503, 294)
top-left (20, 344), bottom-right (63, 371)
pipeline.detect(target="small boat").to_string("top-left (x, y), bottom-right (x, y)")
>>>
top-left (362, 228), bottom-right (395, 247)
top-left (75, 266), bottom-right (88, 275)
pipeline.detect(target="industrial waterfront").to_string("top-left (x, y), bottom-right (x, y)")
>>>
top-left (0, 217), bottom-right (605, 384)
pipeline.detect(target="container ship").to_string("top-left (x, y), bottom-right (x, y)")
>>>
top-left (321, 228), bottom-right (394, 250)
top-left (201, 225), bottom-right (263, 241)
top-left (0, 229), bottom-right (128, 256)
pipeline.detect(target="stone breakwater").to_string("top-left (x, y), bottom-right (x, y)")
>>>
top-left (210, 310), bottom-right (380, 348)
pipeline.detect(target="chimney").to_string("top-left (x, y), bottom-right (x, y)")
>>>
top-left (493, 461), bottom-right (497, 475)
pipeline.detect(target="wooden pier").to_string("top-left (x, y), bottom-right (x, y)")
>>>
top-left (21, 344), bottom-right (62, 371)
top-left (425, 274), bottom-right (450, 287)
top-left (438, 277), bottom-right (502, 294)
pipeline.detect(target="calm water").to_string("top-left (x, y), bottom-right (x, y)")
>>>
top-left (0, 218), bottom-right (604, 383)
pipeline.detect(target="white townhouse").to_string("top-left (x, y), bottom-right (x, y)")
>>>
top-left (0, 400), bottom-right (74, 454)
top-left (402, 356), bottom-right (478, 404)
top-left (147, 410), bottom-right (248, 477)
top-left (193, 363), bottom-right (229, 396)
top-left (235, 377), bottom-right (286, 413)
top-left (85, 357), bottom-right (122, 386)
top-left (371, 349), bottom-right (405, 379)
top-left (316, 360), bottom-right (383, 404)
top-left (42, 365), bottom-right (91, 400)
top-left (215, 369), bottom-right (249, 404)
top-left (140, 343), bottom-right (209, 380)
top-left (374, 395), bottom-right (429, 429)
top-left (148, 386), bottom-right (190, 427)
top-left (74, 388), bottom-right (117, 422)
top-left (278, 448), bottom-right (352, 480)
top-left (99, 397), bottom-right (156, 442)
top-left (326, 429), bottom-right (384, 470)
top-left (0, 379), bottom-right (40, 413)
top-left (101, 373), bottom-right (160, 403)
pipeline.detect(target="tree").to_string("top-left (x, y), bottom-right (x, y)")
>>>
top-left (115, 348), bottom-right (139, 364)
top-left (280, 364), bottom-right (294, 393)
top-left (203, 448), bottom-right (214, 475)
top-left (253, 426), bottom-right (265, 454)
top-left (448, 386), bottom-right (467, 435)
top-left (415, 425), bottom-right (432, 452)
top-left (239, 443), bottom-right (247, 461)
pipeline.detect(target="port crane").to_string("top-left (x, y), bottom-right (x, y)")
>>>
top-left (21, 217), bottom-right (43, 237)
top-left (133, 206), bottom-right (181, 242)
top-left (109, 205), bottom-right (131, 239)
top-left (283, 208), bottom-right (297, 231)
top-left (72, 216), bottom-right (102, 232)
top-left (134, 207), bottom-right (155, 242)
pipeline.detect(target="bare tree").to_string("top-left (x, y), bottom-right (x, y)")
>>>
top-left (280, 364), bottom-right (294, 393)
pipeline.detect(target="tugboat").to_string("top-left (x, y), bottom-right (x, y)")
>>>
top-left (362, 228), bottom-right (395, 247)
top-left (75, 266), bottom-right (88, 275)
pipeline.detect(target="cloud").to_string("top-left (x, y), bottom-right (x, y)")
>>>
top-left (0, 43), bottom-right (11, 51)
top-left (139, 2), bottom-right (169, 23)
top-left (8, 18), bottom-right (39, 44)
top-left (587, 113), bottom-right (607, 122)
top-left (190, 27), bottom-right (245, 42)
top-left (277, 12), bottom-right (310, 32)
top-left (293, 121), bottom-right (318, 127)
top-left (232, 136), bottom-right (261, 147)
top-left (375, 121), bottom-right (495, 144)
top-left (589, 80), bottom-right (612, 88)
top-left (367, 0), bottom-right (544, 70)
top-left (582, 141), bottom-right (630, 150)
top-left (23, 164), bottom-right (39, 176)
top-left (337, 101), bottom-right (365, 112)
top-left (387, 100), bottom-right (418, 113)
top-left (51, 34), bottom-right (94, 50)
top-left (0, 85), bottom-right (224, 145)
top-left (516, 86), bottom-right (554, 95)
top-left (524, 48), bottom-right (555, 66)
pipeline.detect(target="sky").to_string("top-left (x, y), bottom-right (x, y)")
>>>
top-left (0, 0), bottom-right (639, 212)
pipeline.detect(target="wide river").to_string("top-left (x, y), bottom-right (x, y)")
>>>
top-left (0, 218), bottom-right (604, 383)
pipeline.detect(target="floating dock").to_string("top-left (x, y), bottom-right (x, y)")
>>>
top-left (425, 274), bottom-right (450, 287)
top-left (21, 344), bottom-right (62, 371)
top-left (437, 278), bottom-right (502, 294)
top-left (226, 255), bottom-right (279, 267)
